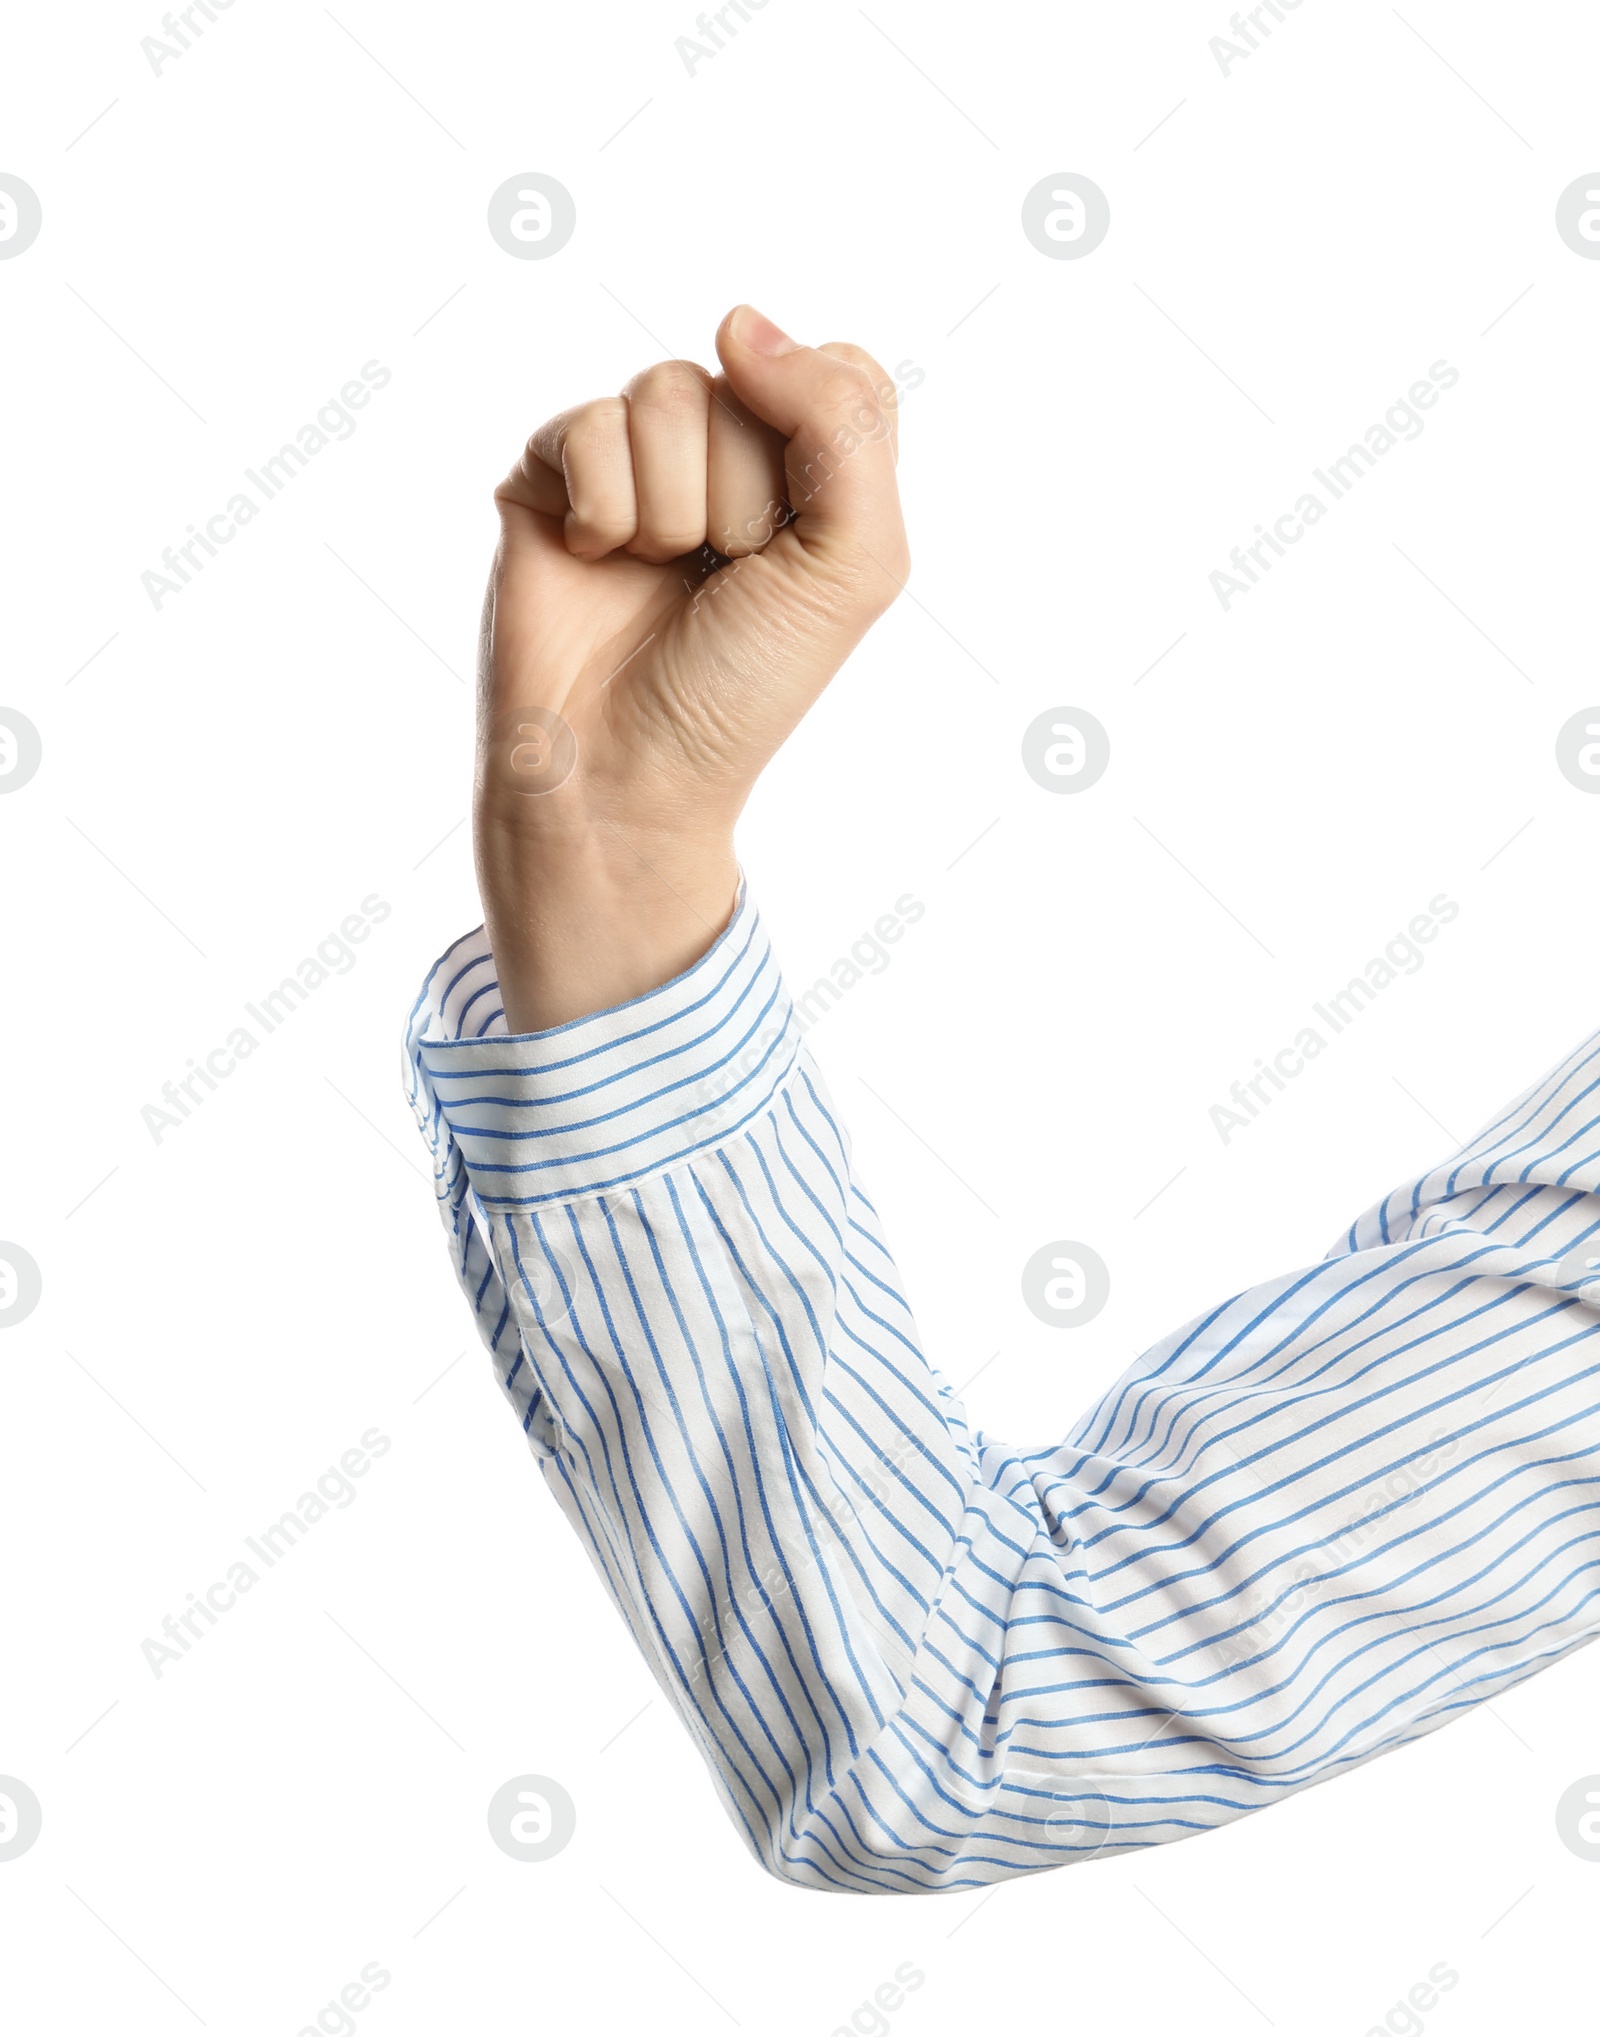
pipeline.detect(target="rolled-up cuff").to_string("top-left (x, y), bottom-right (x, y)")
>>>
top-left (408, 883), bottom-right (802, 1208)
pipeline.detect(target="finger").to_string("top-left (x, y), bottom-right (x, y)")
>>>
top-left (621, 360), bottom-right (713, 563)
top-left (531, 396), bottom-right (638, 559)
top-left (706, 376), bottom-right (789, 559)
top-left (494, 437), bottom-right (567, 519)
top-left (818, 342), bottom-right (899, 467)
top-left (714, 306), bottom-right (906, 587)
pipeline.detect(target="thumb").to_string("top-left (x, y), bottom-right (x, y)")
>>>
top-left (715, 304), bottom-right (906, 587)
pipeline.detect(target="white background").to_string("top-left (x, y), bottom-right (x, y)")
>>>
top-left (4, 0), bottom-right (1599, 2030)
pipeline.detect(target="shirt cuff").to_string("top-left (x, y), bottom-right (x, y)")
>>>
top-left (408, 882), bottom-right (803, 1208)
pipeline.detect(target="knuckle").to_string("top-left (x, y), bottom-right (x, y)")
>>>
top-left (816, 362), bottom-right (874, 412)
top-left (626, 360), bottom-right (710, 414)
top-left (507, 436), bottom-right (545, 485)
top-left (564, 396), bottom-right (628, 451)
top-left (820, 341), bottom-right (891, 399)
top-left (813, 365), bottom-right (888, 441)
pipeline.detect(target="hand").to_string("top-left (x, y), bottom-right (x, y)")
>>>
top-left (473, 304), bottom-right (908, 1032)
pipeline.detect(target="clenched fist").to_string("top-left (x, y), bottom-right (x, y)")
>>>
top-left (474, 304), bottom-right (907, 1032)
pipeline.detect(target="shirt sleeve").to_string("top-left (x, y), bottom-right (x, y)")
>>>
top-left (405, 885), bottom-right (1600, 1893)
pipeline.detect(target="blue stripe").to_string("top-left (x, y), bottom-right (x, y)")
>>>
top-left (405, 887), bottom-right (1600, 1891)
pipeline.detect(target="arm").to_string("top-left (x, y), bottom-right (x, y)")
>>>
top-left (408, 309), bottom-right (1600, 1891)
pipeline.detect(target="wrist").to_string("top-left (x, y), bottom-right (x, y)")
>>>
top-left (474, 813), bottom-right (740, 1034)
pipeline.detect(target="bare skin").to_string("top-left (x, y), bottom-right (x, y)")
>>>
top-left (474, 304), bottom-right (908, 1033)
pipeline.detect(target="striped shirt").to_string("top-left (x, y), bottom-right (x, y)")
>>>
top-left (404, 885), bottom-right (1600, 1893)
